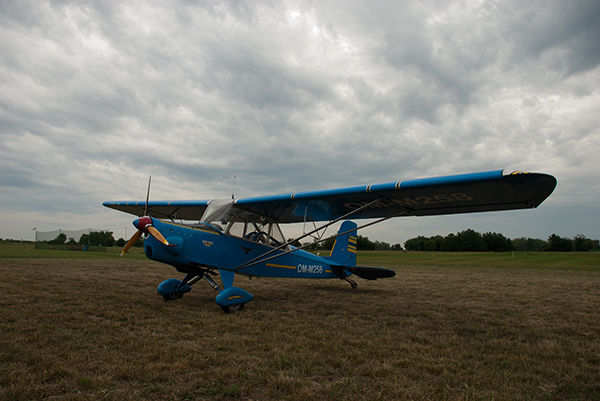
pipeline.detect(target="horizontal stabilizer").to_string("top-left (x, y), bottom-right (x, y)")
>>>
top-left (345, 266), bottom-right (396, 280)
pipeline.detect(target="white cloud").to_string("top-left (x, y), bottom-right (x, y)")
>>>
top-left (1, 0), bottom-right (598, 243)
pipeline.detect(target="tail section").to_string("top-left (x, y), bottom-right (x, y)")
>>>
top-left (328, 220), bottom-right (396, 281)
top-left (328, 221), bottom-right (358, 266)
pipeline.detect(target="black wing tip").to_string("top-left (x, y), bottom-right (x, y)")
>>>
top-left (502, 171), bottom-right (557, 208)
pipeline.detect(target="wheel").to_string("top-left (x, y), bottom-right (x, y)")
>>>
top-left (162, 292), bottom-right (184, 301)
top-left (220, 303), bottom-right (245, 313)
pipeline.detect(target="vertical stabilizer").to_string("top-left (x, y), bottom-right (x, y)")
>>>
top-left (328, 221), bottom-right (358, 266)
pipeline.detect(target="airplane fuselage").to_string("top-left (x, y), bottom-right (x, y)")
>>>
top-left (143, 218), bottom-right (345, 280)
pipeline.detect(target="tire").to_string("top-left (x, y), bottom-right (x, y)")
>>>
top-left (220, 303), bottom-right (245, 313)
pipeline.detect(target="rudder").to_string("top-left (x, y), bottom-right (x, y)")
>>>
top-left (328, 221), bottom-right (358, 266)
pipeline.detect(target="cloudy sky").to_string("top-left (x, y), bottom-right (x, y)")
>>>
top-left (1, 0), bottom-right (599, 245)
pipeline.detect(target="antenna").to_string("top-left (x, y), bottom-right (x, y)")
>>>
top-left (232, 172), bottom-right (237, 199)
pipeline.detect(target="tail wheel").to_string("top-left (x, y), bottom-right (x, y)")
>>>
top-left (220, 303), bottom-right (245, 313)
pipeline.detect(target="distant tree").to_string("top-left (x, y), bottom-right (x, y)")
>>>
top-left (48, 233), bottom-right (67, 245)
top-left (117, 237), bottom-right (126, 247)
top-left (357, 235), bottom-right (375, 250)
top-left (306, 236), bottom-right (336, 251)
top-left (548, 234), bottom-right (573, 252)
top-left (404, 236), bottom-right (428, 251)
top-left (573, 234), bottom-right (596, 252)
top-left (527, 237), bottom-right (548, 251)
top-left (304, 234), bottom-right (391, 251)
top-left (441, 229), bottom-right (487, 252)
top-left (512, 237), bottom-right (546, 251)
top-left (482, 232), bottom-right (513, 252)
top-left (423, 239), bottom-right (437, 251)
top-left (404, 235), bottom-right (444, 251)
top-left (432, 235), bottom-right (444, 251)
top-left (405, 232), bottom-right (598, 253)
top-left (461, 229), bottom-right (487, 251)
top-left (374, 240), bottom-right (392, 251)
top-left (531, 238), bottom-right (548, 252)
top-left (322, 237), bottom-right (336, 250)
top-left (440, 233), bottom-right (458, 251)
top-left (80, 231), bottom-right (116, 247)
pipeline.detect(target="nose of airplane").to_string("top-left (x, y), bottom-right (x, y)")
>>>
top-left (121, 216), bottom-right (174, 256)
top-left (133, 216), bottom-right (153, 233)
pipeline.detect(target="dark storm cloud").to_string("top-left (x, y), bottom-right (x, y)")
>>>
top-left (0, 0), bottom-right (598, 241)
top-left (502, 0), bottom-right (600, 76)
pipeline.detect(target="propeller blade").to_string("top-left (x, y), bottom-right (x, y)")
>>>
top-left (121, 230), bottom-right (142, 256)
top-left (144, 176), bottom-right (151, 216)
top-left (147, 226), bottom-right (173, 246)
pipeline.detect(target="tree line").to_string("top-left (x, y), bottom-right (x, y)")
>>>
top-left (42, 229), bottom-right (598, 253)
top-left (404, 230), bottom-right (599, 252)
top-left (43, 231), bottom-right (134, 248)
top-left (305, 235), bottom-right (402, 251)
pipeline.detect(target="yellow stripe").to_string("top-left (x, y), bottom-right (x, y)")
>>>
top-left (266, 263), bottom-right (295, 270)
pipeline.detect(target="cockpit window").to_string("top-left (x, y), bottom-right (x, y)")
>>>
top-left (243, 219), bottom-right (287, 247)
top-left (201, 200), bottom-right (236, 232)
top-left (199, 199), bottom-right (289, 249)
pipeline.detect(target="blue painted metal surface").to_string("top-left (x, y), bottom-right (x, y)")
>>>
top-left (104, 169), bottom-right (556, 223)
top-left (215, 287), bottom-right (254, 307)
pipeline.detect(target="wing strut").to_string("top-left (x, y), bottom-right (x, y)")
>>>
top-left (232, 207), bottom-right (410, 272)
top-left (233, 199), bottom-right (383, 272)
top-left (302, 203), bottom-right (324, 242)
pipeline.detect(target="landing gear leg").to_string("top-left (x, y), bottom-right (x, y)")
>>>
top-left (158, 268), bottom-right (220, 302)
top-left (345, 277), bottom-right (358, 289)
top-left (202, 273), bottom-right (221, 291)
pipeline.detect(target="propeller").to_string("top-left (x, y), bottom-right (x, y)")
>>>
top-left (120, 177), bottom-right (174, 256)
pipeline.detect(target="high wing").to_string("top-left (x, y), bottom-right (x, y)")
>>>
top-left (102, 200), bottom-right (211, 220)
top-left (235, 169), bottom-right (556, 222)
top-left (103, 169), bottom-right (556, 223)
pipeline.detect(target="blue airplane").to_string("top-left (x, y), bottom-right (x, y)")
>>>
top-left (103, 169), bottom-right (556, 313)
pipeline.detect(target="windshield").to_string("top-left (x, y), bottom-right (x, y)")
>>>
top-left (201, 200), bottom-right (237, 232)
top-left (200, 200), bottom-right (289, 249)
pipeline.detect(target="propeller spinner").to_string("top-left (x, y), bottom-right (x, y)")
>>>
top-left (120, 177), bottom-right (173, 256)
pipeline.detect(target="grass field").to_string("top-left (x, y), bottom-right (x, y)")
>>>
top-left (1, 246), bottom-right (599, 400)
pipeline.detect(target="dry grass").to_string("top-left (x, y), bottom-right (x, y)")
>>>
top-left (1, 256), bottom-right (599, 400)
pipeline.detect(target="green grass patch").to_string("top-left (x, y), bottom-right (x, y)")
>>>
top-left (0, 241), bottom-right (147, 259)
top-left (358, 250), bottom-right (600, 270)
